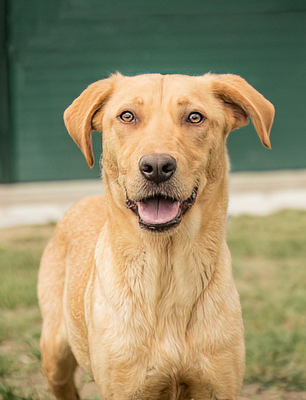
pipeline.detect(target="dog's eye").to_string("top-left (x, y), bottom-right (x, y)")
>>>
top-left (119, 111), bottom-right (135, 123)
top-left (187, 112), bottom-right (204, 124)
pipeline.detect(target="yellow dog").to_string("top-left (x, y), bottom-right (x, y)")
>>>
top-left (38, 73), bottom-right (274, 400)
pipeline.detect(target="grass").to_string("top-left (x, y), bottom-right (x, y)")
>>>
top-left (0, 226), bottom-right (55, 400)
top-left (0, 225), bottom-right (55, 310)
top-left (0, 211), bottom-right (306, 398)
top-left (228, 210), bottom-right (306, 390)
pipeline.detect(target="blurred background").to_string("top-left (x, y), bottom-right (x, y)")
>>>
top-left (1, 0), bottom-right (305, 184)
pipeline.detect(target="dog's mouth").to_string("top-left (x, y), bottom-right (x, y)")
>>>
top-left (125, 187), bottom-right (198, 232)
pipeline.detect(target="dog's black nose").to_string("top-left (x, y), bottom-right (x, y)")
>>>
top-left (139, 154), bottom-right (177, 184)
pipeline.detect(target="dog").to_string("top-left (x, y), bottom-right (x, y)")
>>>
top-left (38, 72), bottom-right (274, 400)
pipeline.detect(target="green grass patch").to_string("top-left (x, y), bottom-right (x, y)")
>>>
top-left (228, 210), bottom-right (306, 390)
top-left (0, 225), bottom-right (54, 310)
top-left (0, 248), bottom-right (40, 309)
top-left (0, 211), bottom-right (306, 397)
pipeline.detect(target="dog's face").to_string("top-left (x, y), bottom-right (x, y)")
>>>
top-left (64, 73), bottom-right (274, 233)
top-left (102, 74), bottom-right (227, 232)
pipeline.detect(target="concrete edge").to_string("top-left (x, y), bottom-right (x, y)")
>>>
top-left (1, 170), bottom-right (306, 227)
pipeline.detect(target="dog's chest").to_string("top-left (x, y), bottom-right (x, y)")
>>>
top-left (87, 236), bottom-right (217, 395)
top-left (91, 257), bottom-right (205, 366)
top-left (90, 291), bottom-right (207, 398)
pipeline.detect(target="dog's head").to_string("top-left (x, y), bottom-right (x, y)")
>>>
top-left (64, 73), bottom-right (274, 233)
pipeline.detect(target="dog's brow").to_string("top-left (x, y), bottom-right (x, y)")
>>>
top-left (118, 98), bottom-right (144, 109)
top-left (134, 97), bottom-right (144, 105)
top-left (177, 98), bottom-right (191, 107)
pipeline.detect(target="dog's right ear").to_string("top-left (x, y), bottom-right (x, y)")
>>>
top-left (64, 77), bottom-right (116, 168)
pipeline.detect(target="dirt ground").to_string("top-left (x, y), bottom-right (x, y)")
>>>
top-left (239, 384), bottom-right (306, 400)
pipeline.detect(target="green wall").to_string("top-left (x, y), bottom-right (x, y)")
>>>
top-left (2, 0), bottom-right (306, 182)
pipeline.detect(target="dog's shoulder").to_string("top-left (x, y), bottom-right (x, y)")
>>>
top-left (54, 195), bottom-right (107, 245)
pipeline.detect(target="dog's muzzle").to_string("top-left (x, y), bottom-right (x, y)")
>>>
top-left (125, 187), bottom-right (198, 232)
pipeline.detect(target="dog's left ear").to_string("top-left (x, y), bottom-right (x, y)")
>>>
top-left (211, 74), bottom-right (275, 148)
top-left (64, 76), bottom-right (117, 168)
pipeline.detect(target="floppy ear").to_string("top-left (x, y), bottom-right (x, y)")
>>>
top-left (211, 74), bottom-right (275, 148)
top-left (63, 77), bottom-right (116, 167)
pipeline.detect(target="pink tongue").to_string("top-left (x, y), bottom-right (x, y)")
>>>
top-left (137, 198), bottom-right (180, 225)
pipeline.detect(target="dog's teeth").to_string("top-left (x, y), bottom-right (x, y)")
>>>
top-left (126, 199), bottom-right (135, 208)
top-left (191, 188), bottom-right (198, 199)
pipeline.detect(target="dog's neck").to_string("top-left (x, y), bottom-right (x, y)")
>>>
top-left (99, 170), bottom-right (230, 324)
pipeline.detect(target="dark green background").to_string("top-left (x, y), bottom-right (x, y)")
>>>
top-left (1, 0), bottom-right (305, 182)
